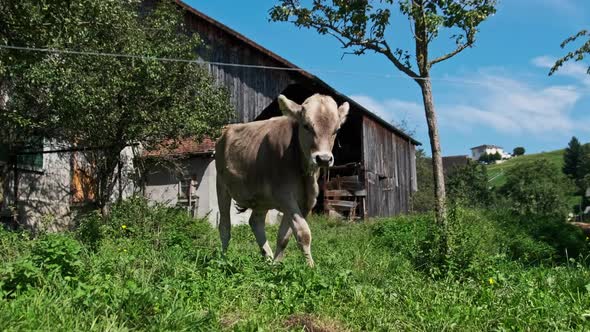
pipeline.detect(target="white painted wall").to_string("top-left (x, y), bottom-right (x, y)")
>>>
top-left (471, 146), bottom-right (512, 160)
top-left (15, 140), bottom-right (73, 231)
top-left (6, 141), bottom-right (138, 231)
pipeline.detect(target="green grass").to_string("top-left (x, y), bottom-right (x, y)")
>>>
top-left (1, 200), bottom-right (590, 331)
top-left (486, 149), bottom-right (583, 210)
top-left (487, 149), bottom-right (565, 187)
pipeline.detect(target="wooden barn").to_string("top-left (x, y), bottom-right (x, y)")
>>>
top-left (143, 1), bottom-right (421, 223)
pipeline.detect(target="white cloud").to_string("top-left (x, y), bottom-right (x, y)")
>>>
top-left (532, 55), bottom-right (590, 87)
top-left (351, 67), bottom-right (586, 138)
top-left (349, 94), bottom-right (424, 132)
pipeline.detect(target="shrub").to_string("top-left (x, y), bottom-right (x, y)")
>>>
top-left (373, 206), bottom-right (502, 278)
top-left (75, 211), bottom-right (103, 251)
top-left (0, 258), bottom-right (42, 298)
top-left (513, 147), bottom-right (525, 156)
top-left (479, 152), bottom-right (501, 164)
top-left (101, 196), bottom-right (213, 251)
top-left (446, 162), bottom-right (492, 207)
top-left (31, 234), bottom-right (83, 278)
top-left (499, 159), bottom-right (571, 217)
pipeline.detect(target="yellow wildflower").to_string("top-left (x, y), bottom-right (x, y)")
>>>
top-left (121, 225), bottom-right (127, 230)
top-left (489, 277), bottom-right (495, 285)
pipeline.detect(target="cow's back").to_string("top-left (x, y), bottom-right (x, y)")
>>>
top-left (215, 116), bottom-right (304, 210)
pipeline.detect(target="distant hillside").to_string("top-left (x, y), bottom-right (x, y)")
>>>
top-left (486, 149), bottom-right (564, 187)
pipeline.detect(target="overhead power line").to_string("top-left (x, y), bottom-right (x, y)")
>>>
top-left (0, 44), bottom-right (494, 86)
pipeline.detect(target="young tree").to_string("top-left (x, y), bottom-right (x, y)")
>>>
top-left (563, 137), bottom-right (583, 180)
top-left (513, 147), bottom-right (525, 156)
top-left (270, 0), bottom-right (497, 235)
top-left (0, 0), bottom-right (233, 215)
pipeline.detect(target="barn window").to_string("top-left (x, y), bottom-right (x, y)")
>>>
top-left (16, 137), bottom-right (44, 171)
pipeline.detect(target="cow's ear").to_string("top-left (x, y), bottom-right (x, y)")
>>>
top-left (278, 95), bottom-right (302, 119)
top-left (338, 102), bottom-right (349, 125)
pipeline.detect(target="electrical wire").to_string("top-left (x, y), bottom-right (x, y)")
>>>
top-left (0, 44), bottom-right (494, 86)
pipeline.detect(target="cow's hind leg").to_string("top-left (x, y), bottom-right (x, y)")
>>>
top-left (216, 178), bottom-right (232, 254)
top-left (249, 210), bottom-right (274, 259)
top-left (273, 213), bottom-right (292, 262)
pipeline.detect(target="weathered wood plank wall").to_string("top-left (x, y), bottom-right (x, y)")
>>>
top-left (184, 13), bottom-right (295, 123)
top-left (362, 116), bottom-right (414, 217)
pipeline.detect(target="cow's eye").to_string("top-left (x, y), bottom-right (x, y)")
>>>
top-left (303, 124), bottom-right (314, 133)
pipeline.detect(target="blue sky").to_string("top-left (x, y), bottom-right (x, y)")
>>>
top-left (187, 0), bottom-right (590, 156)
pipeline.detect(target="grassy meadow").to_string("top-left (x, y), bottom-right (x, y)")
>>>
top-left (486, 149), bottom-right (584, 210)
top-left (486, 149), bottom-right (565, 188)
top-left (1, 198), bottom-right (590, 331)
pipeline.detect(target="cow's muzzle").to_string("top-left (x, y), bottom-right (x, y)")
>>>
top-left (312, 152), bottom-right (334, 167)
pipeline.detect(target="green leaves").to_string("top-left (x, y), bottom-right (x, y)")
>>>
top-left (271, 0), bottom-right (496, 73)
top-left (500, 159), bottom-right (572, 217)
top-left (551, 29), bottom-right (590, 75)
top-left (1, 0), bottom-right (233, 209)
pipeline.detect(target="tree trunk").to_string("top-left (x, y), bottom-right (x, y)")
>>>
top-left (95, 147), bottom-right (123, 218)
top-left (418, 78), bottom-right (447, 229)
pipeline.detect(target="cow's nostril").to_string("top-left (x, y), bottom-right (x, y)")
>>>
top-left (315, 155), bottom-right (322, 164)
top-left (329, 155), bottom-right (334, 162)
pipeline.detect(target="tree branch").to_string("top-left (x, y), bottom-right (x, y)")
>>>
top-left (428, 42), bottom-right (471, 67)
top-left (380, 42), bottom-right (420, 80)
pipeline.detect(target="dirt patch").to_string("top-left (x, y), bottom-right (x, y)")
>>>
top-left (284, 314), bottom-right (349, 332)
top-left (220, 312), bottom-right (243, 329)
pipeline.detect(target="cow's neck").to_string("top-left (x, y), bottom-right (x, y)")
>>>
top-left (302, 167), bottom-right (320, 214)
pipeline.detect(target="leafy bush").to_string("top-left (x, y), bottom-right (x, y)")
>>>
top-left (479, 152), bottom-right (501, 163)
top-left (446, 162), bottom-right (492, 207)
top-left (31, 234), bottom-right (82, 278)
top-left (499, 159), bottom-right (572, 217)
top-left (513, 147), bottom-right (525, 156)
top-left (75, 211), bottom-right (102, 251)
top-left (100, 196), bottom-right (213, 250)
top-left (373, 206), bottom-right (502, 278)
top-left (0, 259), bottom-right (42, 298)
top-left (499, 214), bottom-right (589, 263)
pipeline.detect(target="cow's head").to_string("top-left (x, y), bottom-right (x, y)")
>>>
top-left (278, 94), bottom-right (349, 168)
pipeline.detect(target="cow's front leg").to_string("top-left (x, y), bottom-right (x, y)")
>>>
top-left (288, 209), bottom-right (314, 267)
top-left (249, 210), bottom-right (274, 259)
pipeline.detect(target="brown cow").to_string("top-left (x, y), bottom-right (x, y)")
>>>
top-left (215, 94), bottom-right (349, 266)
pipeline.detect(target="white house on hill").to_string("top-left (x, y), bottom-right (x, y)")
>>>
top-left (470, 145), bottom-right (512, 161)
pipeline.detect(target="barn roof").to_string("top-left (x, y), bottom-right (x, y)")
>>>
top-left (176, 0), bottom-right (421, 146)
top-left (143, 137), bottom-right (216, 158)
top-left (442, 155), bottom-right (470, 174)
